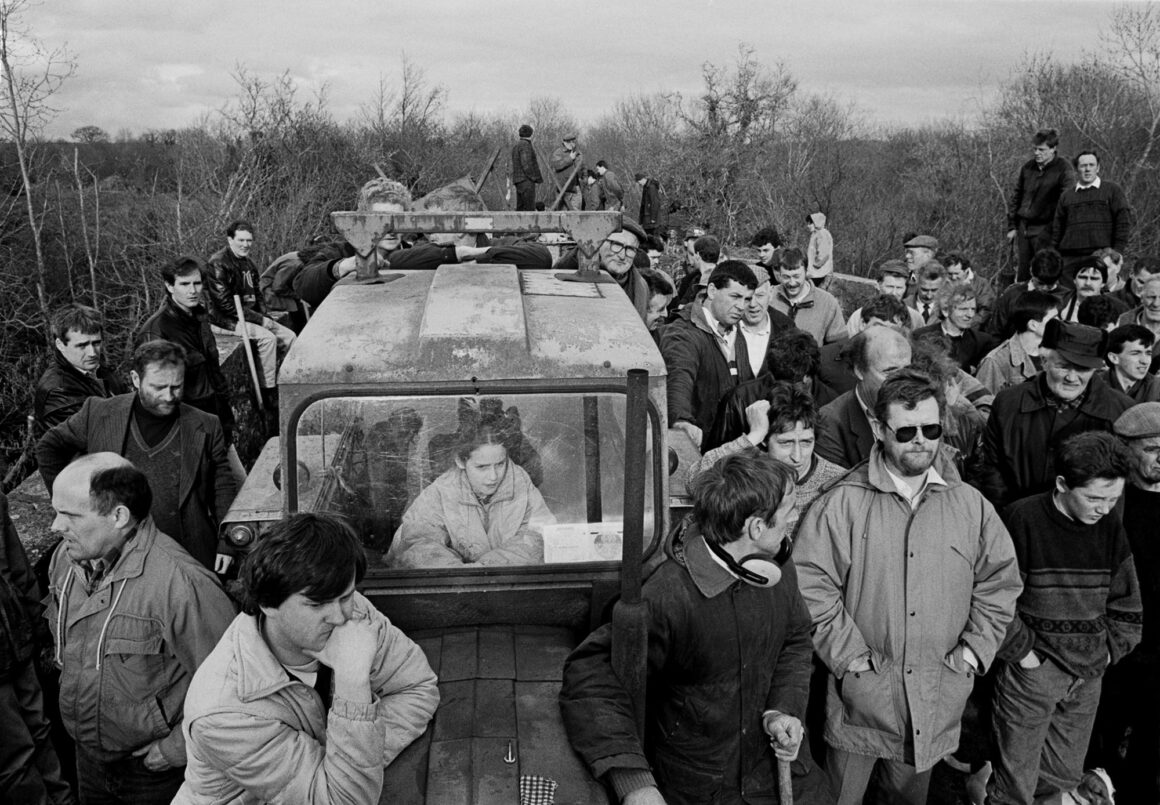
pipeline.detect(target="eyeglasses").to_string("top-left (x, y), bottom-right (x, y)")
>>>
top-left (603, 239), bottom-right (639, 258)
top-left (885, 423), bottom-right (943, 443)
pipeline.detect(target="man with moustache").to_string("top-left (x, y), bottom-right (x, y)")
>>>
top-left (44, 454), bottom-right (235, 805)
top-left (794, 369), bottom-right (1021, 804)
top-left (36, 340), bottom-right (237, 573)
top-left (661, 260), bottom-right (758, 448)
top-left (977, 319), bottom-right (1133, 508)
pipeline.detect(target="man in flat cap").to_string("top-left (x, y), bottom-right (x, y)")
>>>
top-left (510, 124), bottom-right (542, 211)
top-left (978, 319), bottom-right (1133, 507)
top-left (903, 234), bottom-right (939, 279)
top-left (552, 219), bottom-right (652, 323)
top-left (1090, 402), bottom-right (1160, 802)
top-left (549, 133), bottom-right (584, 210)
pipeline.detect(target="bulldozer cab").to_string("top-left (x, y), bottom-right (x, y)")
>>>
top-left (223, 210), bottom-right (680, 803)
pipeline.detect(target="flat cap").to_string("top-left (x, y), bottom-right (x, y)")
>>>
top-left (562, 132), bottom-right (578, 141)
top-left (904, 234), bottom-right (939, 250)
top-left (1114, 402), bottom-right (1160, 439)
top-left (619, 218), bottom-right (648, 242)
top-left (1042, 318), bottom-right (1107, 369)
top-left (877, 259), bottom-right (909, 279)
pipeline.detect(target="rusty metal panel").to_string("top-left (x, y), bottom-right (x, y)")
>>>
top-left (472, 736), bottom-right (520, 805)
top-left (477, 628), bottom-right (516, 680)
top-left (516, 680), bottom-right (607, 804)
top-left (425, 738), bottom-right (472, 805)
top-left (514, 627), bottom-right (573, 682)
top-left (473, 679), bottom-right (517, 738)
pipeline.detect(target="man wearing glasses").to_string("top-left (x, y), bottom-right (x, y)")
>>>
top-left (553, 219), bottom-right (652, 323)
top-left (1007, 129), bottom-right (1074, 283)
top-left (795, 368), bottom-right (1022, 805)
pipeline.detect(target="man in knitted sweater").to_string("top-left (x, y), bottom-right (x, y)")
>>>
top-left (1051, 150), bottom-right (1134, 287)
top-left (988, 431), bottom-right (1142, 805)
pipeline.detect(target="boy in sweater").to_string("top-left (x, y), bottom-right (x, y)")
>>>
top-left (988, 431), bottom-right (1142, 805)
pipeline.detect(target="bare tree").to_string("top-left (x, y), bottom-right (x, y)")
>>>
top-left (0, 0), bottom-right (75, 345)
top-left (71, 124), bottom-right (108, 143)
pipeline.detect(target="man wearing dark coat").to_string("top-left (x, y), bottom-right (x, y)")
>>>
top-left (635, 172), bottom-right (663, 238)
top-left (36, 340), bottom-right (237, 574)
top-left (510, 124), bottom-right (542, 211)
top-left (561, 453), bottom-right (827, 805)
top-left (34, 304), bottom-right (126, 435)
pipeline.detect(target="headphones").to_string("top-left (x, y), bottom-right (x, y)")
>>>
top-left (704, 535), bottom-right (792, 588)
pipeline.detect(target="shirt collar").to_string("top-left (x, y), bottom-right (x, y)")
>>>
top-left (740, 315), bottom-right (770, 337)
top-left (883, 462), bottom-right (947, 506)
top-left (702, 303), bottom-right (733, 338)
top-left (1077, 176), bottom-right (1102, 191)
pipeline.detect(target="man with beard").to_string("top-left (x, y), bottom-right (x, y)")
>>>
top-left (37, 340), bottom-right (237, 573)
top-left (978, 319), bottom-right (1133, 508)
top-left (770, 248), bottom-right (846, 346)
top-left (795, 368), bottom-right (1021, 805)
top-left (661, 260), bottom-right (758, 448)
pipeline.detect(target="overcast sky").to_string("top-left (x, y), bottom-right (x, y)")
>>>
top-left (26, 0), bottom-right (1126, 139)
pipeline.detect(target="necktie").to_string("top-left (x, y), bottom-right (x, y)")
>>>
top-left (922, 303), bottom-right (931, 321)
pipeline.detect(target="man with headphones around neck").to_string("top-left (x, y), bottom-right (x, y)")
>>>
top-left (794, 368), bottom-right (1023, 804)
top-left (560, 452), bottom-right (829, 804)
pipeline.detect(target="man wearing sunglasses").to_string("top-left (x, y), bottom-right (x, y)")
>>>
top-left (795, 368), bottom-right (1022, 805)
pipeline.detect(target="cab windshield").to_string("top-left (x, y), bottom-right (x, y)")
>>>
top-left (288, 392), bottom-right (658, 573)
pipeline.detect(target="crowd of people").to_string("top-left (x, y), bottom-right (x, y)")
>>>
top-left (2, 123), bottom-right (1157, 805)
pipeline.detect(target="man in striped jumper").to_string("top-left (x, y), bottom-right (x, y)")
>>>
top-left (988, 431), bottom-right (1142, 804)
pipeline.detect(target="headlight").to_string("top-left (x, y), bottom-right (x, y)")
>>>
top-left (226, 524), bottom-right (255, 547)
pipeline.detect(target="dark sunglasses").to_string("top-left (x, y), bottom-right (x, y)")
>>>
top-left (886, 423), bottom-right (943, 443)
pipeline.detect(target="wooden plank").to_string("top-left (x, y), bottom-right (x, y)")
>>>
top-left (473, 679), bottom-right (517, 738)
top-left (439, 629), bottom-right (478, 681)
top-left (472, 736), bottom-right (520, 805)
top-left (478, 627), bottom-right (515, 680)
top-left (379, 725), bottom-right (431, 805)
top-left (426, 738), bottom-right (472, 805)
top-left (516, 680), bottom-right (607, 804)
top-left (515, 626), bottom-right (575, 682)
top-left (535, 145), bottom-right (563, 192)
top-left (473, 146), bottom-right (501, 194)
top-left (432, 679), bottom-right (475, 742)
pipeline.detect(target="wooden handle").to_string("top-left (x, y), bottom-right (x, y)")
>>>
top-left (778, 758), bottom-right (793, 805)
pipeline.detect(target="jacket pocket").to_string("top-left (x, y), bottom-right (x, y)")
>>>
top-left (98, 616), bottom-right (171, 752)
top-left (837, 658), bottom-right (896, 732)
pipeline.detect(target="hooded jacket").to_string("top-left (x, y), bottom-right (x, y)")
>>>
top-left (43, 518), bottom-right (235, 766)
top-left (806, 213), bottom-right (833, 280)
top-left (793, 445), bottom-right (1022, 771)
top-left (174, 593), bottom-right (438, 805)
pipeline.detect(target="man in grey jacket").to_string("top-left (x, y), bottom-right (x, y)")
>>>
top-left (794, 369), bottom-right (1022, 804)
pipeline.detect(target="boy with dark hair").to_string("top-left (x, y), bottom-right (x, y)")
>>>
top-left (1097, 323), bottom-right (1160, 402)
top-left (989, 248), bottom-right (1070, 337)
top-left (175, 513), bottom-right (438, 805)
top-left (977, 290), bottom-right (1059, 394)
top-left (989, 431), bottom-right (1142, 805)
top-left (561, 452), bottom-right (825, 805)
top-left (1077, 294), bottom-right (1125, 332)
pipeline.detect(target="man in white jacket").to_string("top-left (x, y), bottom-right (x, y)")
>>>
top-left (175, 513), bottom-right (439, 804)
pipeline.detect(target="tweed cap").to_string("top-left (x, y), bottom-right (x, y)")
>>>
top-left (877, 259), bottom-right (910, 279)
top-left (562, 132), bottom-right (578, 141)
top-left (1042, 319), bottom-right (1107, 369)
top-left (904, 234), bottom-right (939, 250)
top-left (1114, 402), bottom-right (1160, 439)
